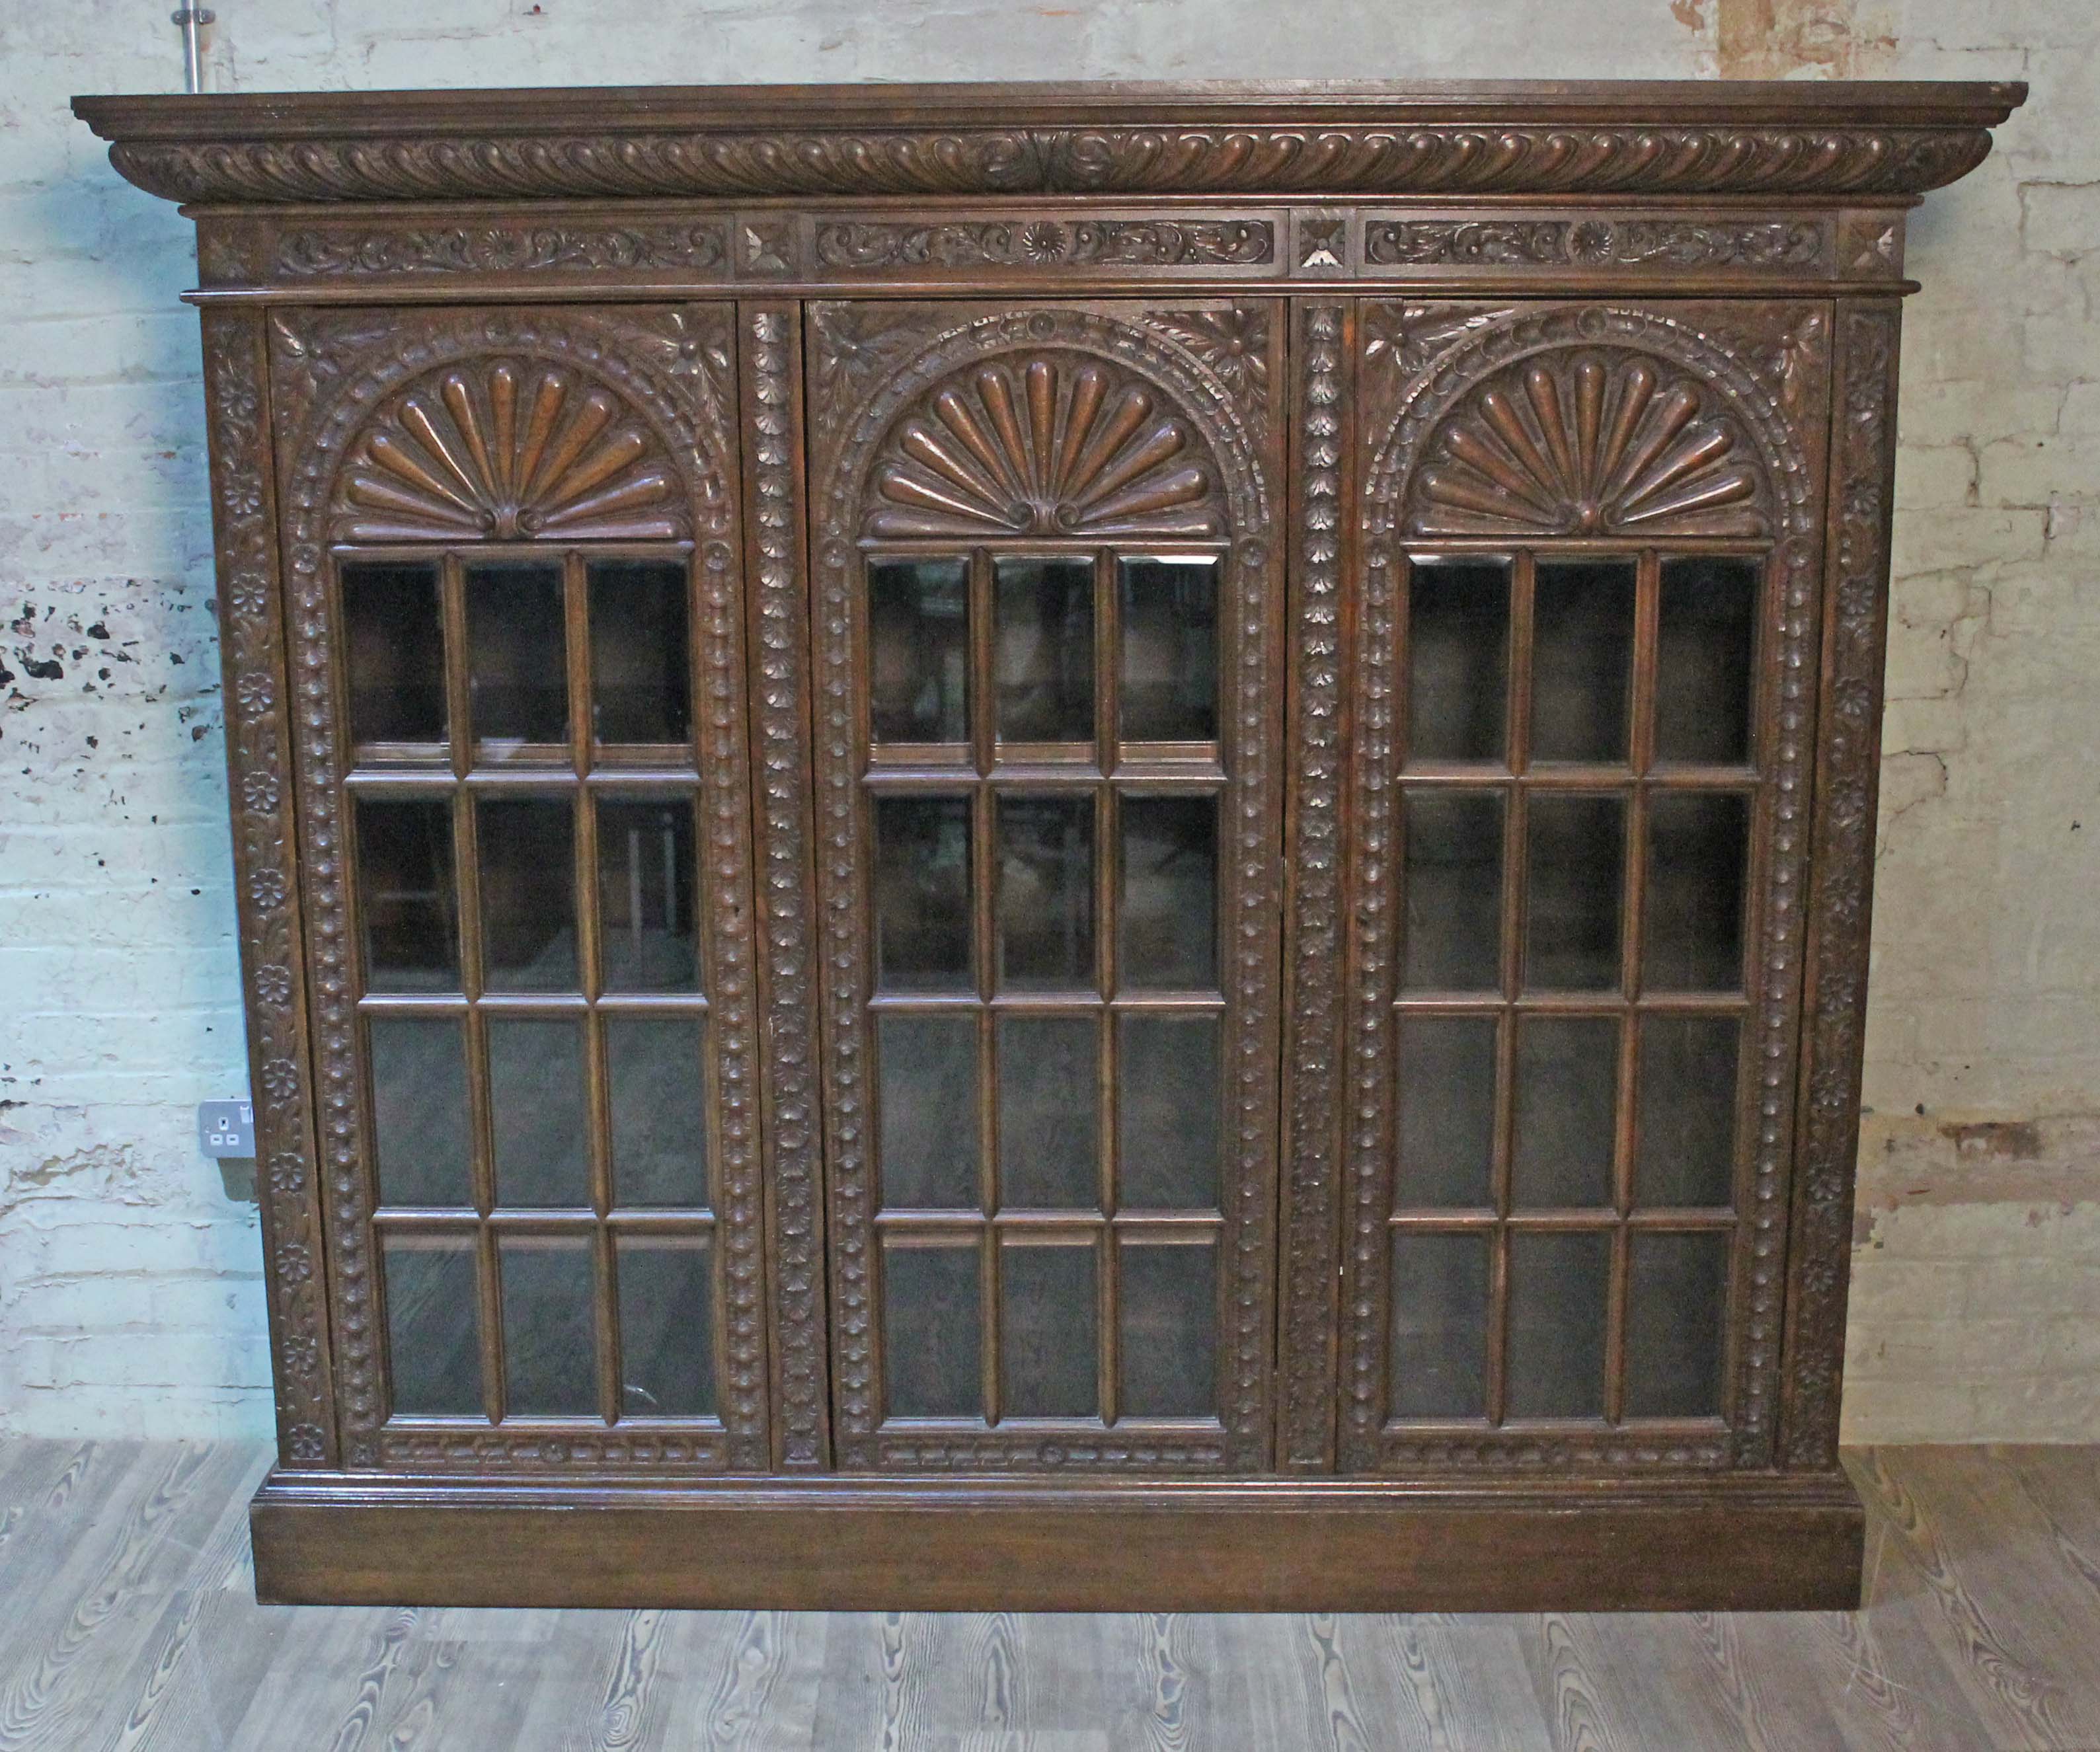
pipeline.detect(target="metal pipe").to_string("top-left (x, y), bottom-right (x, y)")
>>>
top-left (171, 7), bottom-right (215, 95)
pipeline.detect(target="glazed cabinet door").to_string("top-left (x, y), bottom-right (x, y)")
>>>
top-left (268, 305), bottom-right (775, 1472)
top-left (803, 300), bottom-right (1287, 1472)
top-left (1300, 299), bottom-right (1832, 1475)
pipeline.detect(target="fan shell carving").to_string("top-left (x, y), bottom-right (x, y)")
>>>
top-left (866, 354), bottom-right (1222, 539)
top-left (334, 358), bottom-right (687, 542)
top-left (1408, 349), bottom-right (1769, 539)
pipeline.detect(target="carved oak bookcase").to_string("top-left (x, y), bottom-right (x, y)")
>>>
top-left (74, 79), bottom-right (2021, 1611)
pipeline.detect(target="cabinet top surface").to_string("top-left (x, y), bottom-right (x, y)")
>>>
top-left (73, 79), bottom-right (2025, 208)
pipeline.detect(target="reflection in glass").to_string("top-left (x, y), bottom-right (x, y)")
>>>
top-left (384, 1238), bottom-right (481, 1416)
top-left (467, 561), bottom-right (568, 747)
top-left (1118, 794), bottom-right (1217, 990)
top-left (1402, 790), bottom-right (1504, 991)
top-left (869, 558), bottom-right (968, 743)
top-left (479, 796), bottom-right (577, 991)
top-left (617, 1239), bottom-right (715, 1417)
top-left (995, 556), bottom-right (1094, 743)
top-left (607, 1015), bottom-right (708, 1207)
top-left (873, 794), bottom-right (972, 991)
top-left (1531, 560), bottom-right (1635, 764)
top-left (1119, 556), bottom-right (1217, 742)
top-left (883, 1242), bottom-right (980, 1417)
top-left (500, 1238), bottom-right (597, 1416)
top-left (369, 1017), bottom-right (471, 1207)
top-left (488, 1017), bottom-right (590, 1207)
top-left (1407, 559), bottom-right (1509, 763)
top-left (1389, 1232), bottom-right (1490, 1419)
top-left (1657, 557), bottom-right (1759, 765)
top-left (878, 1013), bottom-right (979, 1209)
top-left (1512, 1016), bottom-right (1619, 1207)
top-left (1001, 1242), bottom-right (1098, 1418)
top-left (1627, 1231), bottom-right (1731, 1418)
top-left (1395, 1016), bottom-right (1498, 1208)
top-left (1506, 1230), bottom-right (1610, 1419)
top-left (1118, 1013), bottom-right (1221, 1210)
top-left (997, 793), bottom-right (1095, 991)
top-left (1637, 1015), bottom-right (1740, 1208)
top-left (1645, 792), bottom-right (1749, 991)
top-left (998, 1014), bottom-right (1099, 1209)
top-left (1119, 1240), bottom-right (1216, 1418)
top-left (356, 797), bottom-right (458, 991)
top-left (342, 560), bottom-right (445, 744)
top-left (590, 558), bottom-right (691, 745)
top-left (1525, 792), bottom-right (1625, 991)
top-left (596, 798), bottom-right (698, 992)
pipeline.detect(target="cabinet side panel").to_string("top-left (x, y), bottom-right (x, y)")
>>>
top-left (200, 306), bottom-right (338, 1468)
top-left (1783, 299), bottom-right (1903, 1470)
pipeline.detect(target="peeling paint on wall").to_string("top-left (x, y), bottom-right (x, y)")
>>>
top-left (1708, 0), bottom-right (1899, 78)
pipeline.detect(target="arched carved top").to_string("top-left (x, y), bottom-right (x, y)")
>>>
top-left (1407, 348), bottom-right (1769, 539)
top-left (865, 353), bottom-right (1223, 541)
top-left (335, 357), bottom-right (687, 543)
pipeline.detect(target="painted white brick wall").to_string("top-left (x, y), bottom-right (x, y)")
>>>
top-left (1, 0), bottom-right (2093, 1444)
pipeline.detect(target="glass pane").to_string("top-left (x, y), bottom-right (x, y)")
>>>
top-left (995, 556), bottom-right (1094, 743)
top-left (869, 558), bottom-right (968, 743)
top-left (878, 1013), bottom-right (979, 1210)
top-left (998, 1014), bottom-right (1099, 1209)
top-left (1119, 556), bottom-right (1218, 742)
top-left (342, 559), bottom-right (445, 744)
top-left (1395, 1016), bottom-right (1498, 1208)
top-left (488, 1017), bottom-right (590, 1207)
top-left (467, 560), bottom-right (568, 747)
top-left (997, 793), bottom-right (1095, 991)
top-left (1118, 794), bottom-right (1218, 990)
top-left (1637, 1015), bottom-right (1740, 1208)
top-left (607, 1015), bottom-right (708, 1207)
top-left (383, 1238), bottom-right (481, 1416)
top-left (356, 797), bottom-right (457, 992)
top-left (1524, 792), bottom-right (1625, 991)
top-left (596, 798), bottom-right (699, 993)
top-left (1389, 1232), bottom-right (1490, 1419)
top-left (1118, 1013), bottom-right (1221, 1210)
top-left (500, 1238), bottom-right (597, 1417)
top-left (1407, 558), bottom-right (1509, 763)
top-left (1506, 1230), bottom-right (1610, 1420)
top-left (479, 796), bottom-right (577, 992)
top-left (589, 557), bottom-right (690, 745)
top-left (1530, 560), bottom-right (1635, 764)
top-left (1645, 792), bottom-right (1749, 992)
top-left (1626, 1231), bottom-right (1731, 1418)
top-left (617, 1239), bottom-right (715, 1418)
top-left (1001, 1242), bottom-right (1098, 1419)
top-left (883, 1242), bottom-right (981, 1418)
top-left (1657, 556), bottom-right (1759, 765)
top-left (368, 1017), bottom-right (471, 1207)
top-left (873, 794), bottom-right (973, 992)
top-left (1401, 790), bottom-right (1503, 991)
top-left (1512, 1016), bottom-right (1619, 1208)
top-left (1119, 1240), bottom-right (1216, 1418)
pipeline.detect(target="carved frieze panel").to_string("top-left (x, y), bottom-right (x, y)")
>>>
top-left (1364, 215), bottom-right (1830, 273)
top-left (812, 215), bottom-right (1275, 272)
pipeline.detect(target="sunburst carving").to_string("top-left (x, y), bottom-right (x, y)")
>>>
top-left (1408, 350), bottom-right (1769, 539)
top-left (865, 355), bottom-right (1222, 539)
top-left (334, 358), bottom-right (685, 541)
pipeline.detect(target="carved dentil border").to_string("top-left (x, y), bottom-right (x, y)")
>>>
top-left (108, 124), bottom-right (1994, 206)
top-left (808, 302), bottom-right (1281, 1473)
top-left (1346, 301), bottom-right (1826, 1473)
top-left (200, 309), bottom-right (337, 1468)
top-left (270, 303), bottom-right (768, 1471)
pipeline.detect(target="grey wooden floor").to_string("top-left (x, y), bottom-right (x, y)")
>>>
top-left (2, 1442), bottom-right (2098, 1749)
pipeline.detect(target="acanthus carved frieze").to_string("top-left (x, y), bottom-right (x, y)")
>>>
top-left (1364, 215), bottom-right (1828, 271)
top-left (813, 216), bottom-right (1272, 270)
top-left (276, 221), bottom-right (730, 278)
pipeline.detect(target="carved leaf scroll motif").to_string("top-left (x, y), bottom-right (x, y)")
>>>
top-left (1408, 350), bottom-right (1768, 539)
top-left (335, 358), bottom-right (686, 542)
top-left (866, 354), bottom-right (1223, 540)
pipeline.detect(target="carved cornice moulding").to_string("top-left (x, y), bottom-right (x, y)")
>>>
top-left (75, 81), bottom-right (2023, 208)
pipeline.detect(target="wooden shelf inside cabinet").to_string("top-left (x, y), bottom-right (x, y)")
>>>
top-left (72, 76), bottom-right (2023, 1611)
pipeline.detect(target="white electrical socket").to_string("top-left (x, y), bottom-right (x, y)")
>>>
top-left (198, 1100), bottom-right (255, 1158)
